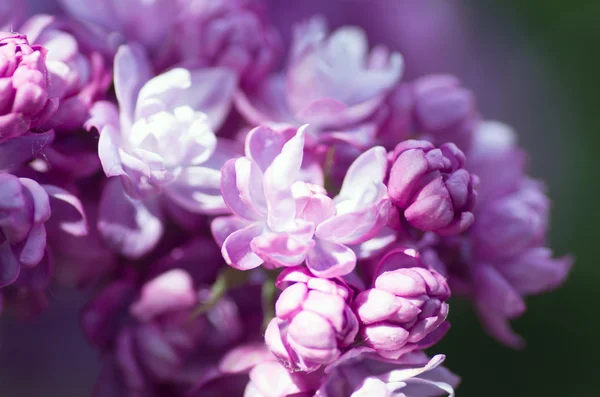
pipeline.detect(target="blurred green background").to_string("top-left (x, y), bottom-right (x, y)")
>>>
top-left (436, 1), bottom-right (600, 396)
top-left (0, 1), bottom-right (598, 396)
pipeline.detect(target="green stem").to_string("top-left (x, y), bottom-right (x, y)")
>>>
top-left (190, 267), bottom-right (249, 318)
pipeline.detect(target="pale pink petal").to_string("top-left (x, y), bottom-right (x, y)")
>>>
top-left (306, 239), bottom-right (356, 278)
top-left (221, 222), bottom-right (264, 270)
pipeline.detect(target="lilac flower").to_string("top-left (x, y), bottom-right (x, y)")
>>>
top-left (388, 140), bottom-right (478, 235)
top-left (244, 360), bottom-right (319, 397)
top-left (472, 178), bottom-right (548, 262)
top-left (206, 343), bottom-right (319, 397)
top-left (0, 32), bottom-right (58, 143)
top-left (83, 239), bottom-right (244, 396)
top-left (354, 248), bottom-right (450, 359)
top-left (316, 349), bottom-right (459, 397)
top-left (265, 266), bottom-right (359, 372)
top-left (58, 0), bottom-right (180, 53)
top-left (94, 44), bottom-right (238, 257)
top-left (19, 15), bottom-right (112, 133)
top-left (0, 174), bottom-right (51, 288)
top-left (168, 0), bottom-right (282, 89)
top-left (428, 121), bottom-right (573, 348)
top-left (235, 16), bottom-right (402, 148)
top-left (0, 173), bottom-right (87, 290)
top-left (213, 124), bottom-right (390, 277)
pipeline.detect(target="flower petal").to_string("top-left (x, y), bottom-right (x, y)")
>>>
top-left (220, 158), bottom-right (265, 221)
top-left (306, 239), bottom-right (356, 278)
top-left (166, 165), bottom-right (226, 214)
top-left (43, 185), bottom-right (89, 237)
top-left (221, 222), bottom-right (264, 270)
top-left (251, 231), bottom-right (314, 267)
top-left (114, 44), bottom-right (153, 130)
top-left (97, 179), bottom-right (164, 259)
top-left (263, 125), bottom-right (306, 232)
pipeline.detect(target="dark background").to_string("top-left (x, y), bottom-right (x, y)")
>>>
top-left (1, 1), bottom-right (598, 396)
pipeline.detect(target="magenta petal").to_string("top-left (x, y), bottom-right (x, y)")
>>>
top-left (221, 222), bottom-right (264, 270)
top-left (306, 239), bottom-right (356, 278)
top-left (97, 179), bottom-right (164, 259)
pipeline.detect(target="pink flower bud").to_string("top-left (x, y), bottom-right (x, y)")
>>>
top-left (354, 248), bottom-right (450, 359)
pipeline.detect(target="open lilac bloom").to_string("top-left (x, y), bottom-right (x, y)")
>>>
top-left (235, 16), bottom-right (403, 148)
top-left (169, 0), bottom-right (282, 89)
top-left (19, 14), bottom-right (112, 133)
top-left (388, 140), bottom-right (478, 235)
top-left (0, 173), bottom-right (87, 289)
top-left (0, 4), bottom-right (575, 395)
top-left (83, 239), bottom-right (245, 397)
top-left (429, 121), bottom-right (573, 348)
top-left (355, 249), bottom-right (450, 359)
top-left (0, 32), bottom-right (58, 143)
top-left (265, 267), bottom-right (359, 372)
top-left (95, 44), bottom-right (238, 257)
top-left (0, 174), bottom-right (51, 288)
top-left (316, 350), bottom-right (458, 397)
top-left (213, 124), bottom-right (390, 277)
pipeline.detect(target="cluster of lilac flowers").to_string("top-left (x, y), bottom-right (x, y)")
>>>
top-left (0, 1), bottom-right (573, 396)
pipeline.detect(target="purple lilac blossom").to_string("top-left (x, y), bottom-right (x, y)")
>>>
top-left (427, 121), bottom-right (573, 348)
top-left (355, 248), bottom-right (450, 360)
top-left (93, 43), bottom-right (238, 258)
top-left (316, 349), bottom-right (458, 397)
top-left (235, 15), bottom-right (402, 149)
top-left (0, 32), bottom-right (58, 143)
top-left (19, 14), bottom-right (112, 133)
top-left (388, 140), bottom-right (478, 235)
top-left (167, 0), bottom-right (282, 90)
top-left (83, 238), bottom-right (245, 397)
top-left (377, 75), bottom-right (479, 152)
top-left (265, 266), bottom-right (359, 372)
top-left (0, 173), bottom-right (87, 290)
top-left (213, 124), bottom-right (390, 277)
